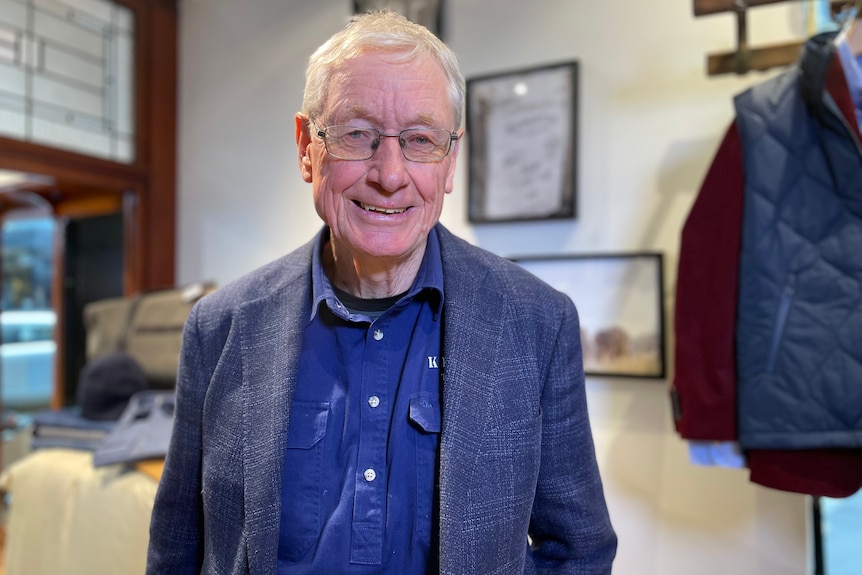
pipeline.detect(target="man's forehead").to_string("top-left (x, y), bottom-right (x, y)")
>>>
top-left (330, 105), bottom-right (442, 125)
top-left (321, 59), bottom-right (453, 126)
top-left (329, 54), bottom-right (443, 88)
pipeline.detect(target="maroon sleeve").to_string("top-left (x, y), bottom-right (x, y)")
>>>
top-left (672, 122), bottom-right (744, 441)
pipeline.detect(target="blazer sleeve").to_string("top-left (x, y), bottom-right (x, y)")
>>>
top-left (528, 296), bottom-right (617, 574)
top-left (672, 121), bottom-right (744, 441)
top-left (146, 304), bottom-right (207, 574)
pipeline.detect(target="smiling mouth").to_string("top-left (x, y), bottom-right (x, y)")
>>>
top-left (356, 201), bottom-right (408, 215)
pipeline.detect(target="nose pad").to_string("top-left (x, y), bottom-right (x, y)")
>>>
top-left (373, 134), bottom-right (404, 161)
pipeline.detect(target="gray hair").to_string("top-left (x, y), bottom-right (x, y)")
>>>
top-left (301, 10), bottom-right (465, 129)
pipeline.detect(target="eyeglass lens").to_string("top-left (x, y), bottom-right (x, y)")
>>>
top-left (320, 126), bottom-right (455, 162)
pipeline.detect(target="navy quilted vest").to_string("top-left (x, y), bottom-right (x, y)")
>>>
top-left (734, 32), bottom-right (862, 450)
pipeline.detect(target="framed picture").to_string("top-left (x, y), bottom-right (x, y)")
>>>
top-left (514, 252), bottom-right (666, 379)
top-left (352, 0), bottom-right (444, 38)
top-left (466, 61), bottom-right (578, 223)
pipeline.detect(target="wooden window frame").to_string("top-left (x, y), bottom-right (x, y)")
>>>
top-left (0, 0), bottom-right (178, 407)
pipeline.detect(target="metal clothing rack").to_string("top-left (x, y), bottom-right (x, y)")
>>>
top-left (694, 0), bottom-right (854, 75)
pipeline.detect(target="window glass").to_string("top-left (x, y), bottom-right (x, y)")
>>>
top-left (2, 217), bottom-right (56, 412)
top-left (820, 491), bottom-right (862, 575)
top-left (0, 0), bottom-right (135, 163)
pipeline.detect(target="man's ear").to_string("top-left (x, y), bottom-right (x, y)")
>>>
top-left (296, 114), bottom-right (313, 183)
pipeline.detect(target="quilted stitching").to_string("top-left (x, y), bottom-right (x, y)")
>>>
top-left (734, 52), bottom-right (862, 450)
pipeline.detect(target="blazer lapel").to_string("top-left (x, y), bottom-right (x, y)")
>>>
top-left (436, 227), bottom-right (508, 572)
top-left (239, 273), bottom-right (310, 575)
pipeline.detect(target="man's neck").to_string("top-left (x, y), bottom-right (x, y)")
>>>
top-left (323, 239), bottom-right (425, 299)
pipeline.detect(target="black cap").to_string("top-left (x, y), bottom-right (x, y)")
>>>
top-left (77, 352), bottom-right (150, 421)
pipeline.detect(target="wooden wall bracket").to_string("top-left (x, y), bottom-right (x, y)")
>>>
top-left (695, 0), bottom-right (789, 16)
top-left (695, 0), bottom-right (849, 76)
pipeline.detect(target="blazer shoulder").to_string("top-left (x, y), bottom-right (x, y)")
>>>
top-left (436, 224), bottom-right (572, 307)
top-left (438, 226), bottom-right (577, 325)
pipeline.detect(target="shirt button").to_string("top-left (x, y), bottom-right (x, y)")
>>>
top-left (363, 468), bottom-right (376, 482)
top-left (373, 329), bottom-right (384, 341)
top-left (368, 395), bottom-right (380, 408)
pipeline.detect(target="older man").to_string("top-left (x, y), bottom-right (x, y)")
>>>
top-left (147, 10), bottom-right (616, 575)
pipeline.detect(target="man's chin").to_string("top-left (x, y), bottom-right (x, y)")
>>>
top-left (345, 234), bottom-right (426, 262)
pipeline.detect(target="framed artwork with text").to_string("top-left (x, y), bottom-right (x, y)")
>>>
top-left (467, 61), bottom-right (579, 223)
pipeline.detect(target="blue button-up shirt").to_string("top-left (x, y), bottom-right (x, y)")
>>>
top-left (277, 228), bottom-right (444, 574)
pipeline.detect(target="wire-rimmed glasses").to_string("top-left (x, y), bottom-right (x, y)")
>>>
top-left (314, 124), bottom-right (459, 163)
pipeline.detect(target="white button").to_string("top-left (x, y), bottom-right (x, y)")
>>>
top-left (373, 329), bottom-right (384, 341)
top-left (363, 468), bottom-right (376, 482)
top-left (368, 395), bottom-right (380, 408)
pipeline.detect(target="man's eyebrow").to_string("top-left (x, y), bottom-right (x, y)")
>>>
top-left (339, 106), bottom-right (376, 123)
top-left (414, 113), bottom-right (439, 126)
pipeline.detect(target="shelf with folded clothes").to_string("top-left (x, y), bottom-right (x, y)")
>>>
top-left (28, 352), bottom-right (175, 469)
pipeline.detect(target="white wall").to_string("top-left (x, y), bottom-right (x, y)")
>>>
top-left (178, 1), bottom-right (812, 573)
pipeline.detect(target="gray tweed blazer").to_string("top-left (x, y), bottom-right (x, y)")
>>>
top-left (146, 224), bottom-right (616, 575)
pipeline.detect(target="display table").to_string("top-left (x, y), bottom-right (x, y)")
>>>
top-left (0, 449), bottom-right (161, 575)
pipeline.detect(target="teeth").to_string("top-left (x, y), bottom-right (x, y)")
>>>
top-left (360, 202), bottom-right (406, 214)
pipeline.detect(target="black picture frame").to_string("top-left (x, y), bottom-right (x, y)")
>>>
top-left (513, 252), bottom-right (666, 379)
top-left (352, 0), bottom-right (444, 38)
top-left (466, 61), bottom-right (579, 223)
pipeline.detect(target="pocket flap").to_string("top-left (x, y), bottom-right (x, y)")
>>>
top-left (286, 401), bottom-right (329, 449)
top-left (409, 396), bottom-right (441, 434)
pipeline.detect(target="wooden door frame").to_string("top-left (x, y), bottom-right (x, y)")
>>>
top-left (0, 0), bottom-right (177, 293)
top-left (0, 0), bottom-right (178, 407)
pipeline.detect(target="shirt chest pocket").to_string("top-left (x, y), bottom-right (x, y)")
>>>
top-left (285, 401), bottom-right (329, 448)
top-left (279, 401), bottom-right (329, 561)
top-left (408, 395), bottom-right (441, 434)
top-left (408, 393), bottom-right (441, 546)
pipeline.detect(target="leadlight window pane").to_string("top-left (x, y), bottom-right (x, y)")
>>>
top-left (115, 3), bottom-right (130, 31)
top-left (0, 108), bottom-right (26, 138)
top-left (44, 43), bottom-right (103, 86)
top-left (33, 74), bottom-right (102, 117)
top-left (54, 0), bottom-right (114, 22)
top-left (0, 27), bottom-right (17, 61)
top-left (34, 10), bottom-right (104, 58)
top-left (115, 132), bottom-right (131, 162)
top-left (0, 0), bottom-right (135, 163)
top-left (0, 0), bottom-right (27, 28)
top-left (33, 114), bottom-right (111, 157)
top-left (0, 62), bottom-right (25, 98)
top-left (114, 27), bottom-right (132, 136)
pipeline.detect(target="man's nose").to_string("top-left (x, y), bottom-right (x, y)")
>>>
top-left (369, 135), bottom-right (409, 191)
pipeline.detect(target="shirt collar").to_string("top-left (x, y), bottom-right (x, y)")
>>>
top-left (309, 226), bottom-right (445, 322)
